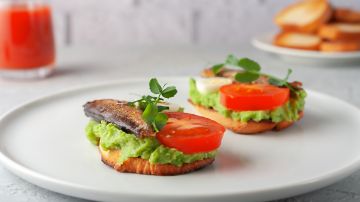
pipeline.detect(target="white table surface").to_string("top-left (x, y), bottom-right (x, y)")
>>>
top-left (0, 44), bottom-right (360, 202)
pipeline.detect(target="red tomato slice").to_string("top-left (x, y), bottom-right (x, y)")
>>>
top-left (220, 83), bottom-right (290, 111)
top-left (156, 112), bottom-right (225, 154)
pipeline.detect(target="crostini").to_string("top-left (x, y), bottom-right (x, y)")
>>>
top-left (274, 32), bottom-right (322, 50)
top-left (189, 55), bottom-right (306, 134)
top-left (334, 8), bottom-right (360, 23)
top-left (318, 23), bottom-right (360, 41)
top-left (320, 40), bottom-right (360, 52)
top-left (84, 78), bottom-right (225, 175)
top-left (275, 0), bottom-right (332, 33)
top-left (272, 0), bottom-right (360, 53)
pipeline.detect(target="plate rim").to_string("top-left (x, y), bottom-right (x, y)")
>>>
top-left (252, 32), bottom-right (360, 59)
top-left (1, 77), bottom-right (360, 200)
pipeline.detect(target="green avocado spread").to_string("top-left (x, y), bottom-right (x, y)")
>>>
top-left (189, 78), bottom-right (306, 123)
top-left (86, 120), bottom-right (216, 167)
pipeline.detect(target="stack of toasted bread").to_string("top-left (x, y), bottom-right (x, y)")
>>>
top-left (274, 0), bottom-right (360, 52)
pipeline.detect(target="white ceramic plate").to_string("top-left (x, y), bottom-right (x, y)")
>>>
top-left (252, 33), bottom-right (360, 65)
top-left (1, 77), bottom-right (360, 202)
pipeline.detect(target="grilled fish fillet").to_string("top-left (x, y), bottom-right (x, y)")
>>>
top-left (201, 68), bottom-right (270, 85)
top-left (201, 68), bottom-right (303, 89)
top-left (83, 99), bottom-right (155, 137)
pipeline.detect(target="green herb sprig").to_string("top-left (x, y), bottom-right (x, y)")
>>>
top-left (211, 54), bottom-right (295, 91)
top-left (128, 78), bottom-right (177, 132)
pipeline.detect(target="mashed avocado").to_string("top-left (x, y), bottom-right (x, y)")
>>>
top-left (189, 78), bottom-right (306, 123)
top-left (86, 120), bottom-right (216, 167)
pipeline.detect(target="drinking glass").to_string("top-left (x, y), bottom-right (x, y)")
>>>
top-left (0, 0), bottom-right (55, 79)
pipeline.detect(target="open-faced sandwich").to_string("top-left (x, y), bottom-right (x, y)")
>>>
top-left (189, 55), bottom-right (306, 134)
top-left (84, 78), bottom-right (225, 176)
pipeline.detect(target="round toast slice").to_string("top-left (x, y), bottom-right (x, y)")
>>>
top-left (274, 32), bottom-right (322, 50)
top-left (318, 23), bottom-right (360, 41)
top-left (334, 8), bottom-right (360, 23)
top-left (99, 146), bottom-right (215, 176)
top-left (189, 101), bottom-right (304, 134)
top-left (320, 40), bottom-right (360, 52)
top-left (275, 0), bottom-right (332, 33)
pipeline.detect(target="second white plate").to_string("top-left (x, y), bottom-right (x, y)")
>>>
top-left (252, 33), bottom-right (360, 65)
top-left (1, 77), bottom-right (360, 202)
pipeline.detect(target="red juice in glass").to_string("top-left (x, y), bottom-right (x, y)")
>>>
top-left (0, 0), bottom-right (55, 79)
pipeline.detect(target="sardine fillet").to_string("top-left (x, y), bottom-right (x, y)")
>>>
top-left (83, 99), bottom-right (155, 137)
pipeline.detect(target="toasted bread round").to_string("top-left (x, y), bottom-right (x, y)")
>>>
top-left (189, 101), bottom-right (304, 134)
top-left (334, 8), bottom-right (360, 23)
top-left (320, 40), bottom-right (360, 52)
top-left (318, 23), bottom-right (360, 41)
top-left (274, 32), bottom-right (322, 50)
top-left (275, 0), bottom-right (332, 33)
top-left (99, 146), bottom-right (215, 176)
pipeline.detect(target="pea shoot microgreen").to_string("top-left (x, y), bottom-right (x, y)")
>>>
top-left (128, 78), bottom-right (178, 132)
top-left (211, 54), bottom-right (295, 91)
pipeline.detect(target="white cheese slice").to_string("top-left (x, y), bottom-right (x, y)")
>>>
top-left (195, 77), bottom-right (233, 94)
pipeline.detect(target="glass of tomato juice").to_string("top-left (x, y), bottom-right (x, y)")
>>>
top-left (0, 0), bottom-right (55, 79)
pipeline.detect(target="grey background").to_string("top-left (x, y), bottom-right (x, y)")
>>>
top-left (51, 0), bottom-right (360, 47)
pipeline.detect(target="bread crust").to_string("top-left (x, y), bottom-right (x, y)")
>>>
top-left (320, 40), bottom-right (360, 52)
top-left (334, 8), bottom-right (360, 23)
top-left (318, 23), bottom-right (360, 41)
top-left (99, 146), bottom-right (215, 176)
top-left (189, 101), bottom-right (304, 134)
top-left (274, 32), bottom-right (321, 50)
top-left (275, 0), bottom-right (332, 33)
